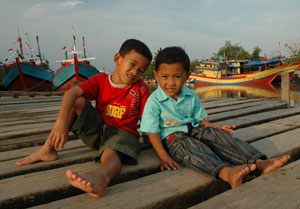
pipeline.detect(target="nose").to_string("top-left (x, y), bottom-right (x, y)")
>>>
top-left (168, 77), bottom-right (176, 86)
top-left (131, 68), bottom-right (138, 76)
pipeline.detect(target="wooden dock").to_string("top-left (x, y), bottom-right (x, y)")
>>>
top-left (1, 94), bottom-right (300, 209)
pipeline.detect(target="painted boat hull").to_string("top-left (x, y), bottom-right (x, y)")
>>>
top-left (3, 62), bottom-right (53, 91)
top-left (53, 62), bottom-right (100, 91)
top-left (190, 66), bottom-right (283, 87)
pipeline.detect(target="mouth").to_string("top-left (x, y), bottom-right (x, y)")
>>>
top-left (127, 74), bottom-right (134, 80)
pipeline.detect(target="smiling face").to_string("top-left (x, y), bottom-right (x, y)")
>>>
top-left (112, 50), bottom-right (150, 85)
top-left (154, 62), bottom-right (190, 100)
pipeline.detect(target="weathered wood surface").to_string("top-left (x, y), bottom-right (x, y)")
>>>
top-left (0, 95), bottom-right (299, 209)
top-left (190, 159), bottom-right (300, 209)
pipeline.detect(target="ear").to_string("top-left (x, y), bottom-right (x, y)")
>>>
top-left (114, 53), bottom-right (121, 65)
top-left (187, 72), bottom-right (191, 79)
top-left (153, 70), bottom-right (158, 81)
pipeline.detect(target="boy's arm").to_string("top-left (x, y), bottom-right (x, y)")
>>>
top-left (51, 86), bottom-right (84, 150)
top-left (200, 119), bottom-right (236, 134)
top-left (149, 133), bottom-right (181, 171)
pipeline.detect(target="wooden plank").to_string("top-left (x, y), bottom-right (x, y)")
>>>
top-left (203, 98), bottom-right (262, 110)
top-left (2, 128), bottom-right (299, 208)
top-left (0, 102), bottom-right (62, 111)
top-left (207, 100), bottom-right (287, 122)
top-left (0, 91), bottom-right (64, 97)
top-left (0, 147), bottom-right (96, 179)
top-left (189, 159), bottom-right (300, 209)
top-left (215, 106), bottom-right (300, 128)
top-left (0, 149), bottom-right (161, 209)
top-left (0, 139), bottom-right (85, 162)
top-left (251, 128), bottom-right (300, 158)
top-left (281, 73), bottom-right (290, 107)
top-left (206, 100), bottom-right (267, 115)
top-left (233, 114), bottom-right (300, 143)
top-left (0, 116), bottom-right (58, 129)
top-left (0, 122), bottom-right (54, 139)
top-left (32, 168), bottom-right (225, 209)
top-left (0, 133), bottom-right (77, 151)
top-left (28, 128), bottom-right (300, 209)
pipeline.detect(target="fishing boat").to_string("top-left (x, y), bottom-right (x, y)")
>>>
top-left (190, 58), bottom-right (300, 87)
top-left (52, 36), bottom-right (101, 91)
top-left (3, 35), bottom-right (53, 91)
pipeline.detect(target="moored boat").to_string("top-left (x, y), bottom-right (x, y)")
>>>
top-left (3, 35), bottom-right (53, 91)
top-left (190, 58), bottom-right (300, 87)
top-left (52, 36), bottom-right (101, 91)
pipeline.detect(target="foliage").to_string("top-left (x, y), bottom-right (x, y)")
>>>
top-left (190, 59), bottom-right (199, 72)
top-left (217, 41), bottom-right (250, 60)
top-left (251, 46), bottom-right (262, 60)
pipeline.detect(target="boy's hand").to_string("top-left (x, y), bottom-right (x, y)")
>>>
top-left (160, 155), bottom-right (181, 171)
top-left (49, 119), bottom-right (69, 150)
top-left (216, 124), bottom-right (236, 134)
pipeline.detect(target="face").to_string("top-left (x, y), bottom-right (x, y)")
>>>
top-left (154, 62), bottom-right (190, 100)
top-left (112, 50), bottom-right (150, 85)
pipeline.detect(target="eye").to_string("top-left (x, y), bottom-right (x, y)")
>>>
top-left (175, 75), bottom-right (181, 79)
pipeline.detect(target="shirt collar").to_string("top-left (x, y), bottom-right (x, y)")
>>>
top-left (155, 85), bottom-right (192, 102)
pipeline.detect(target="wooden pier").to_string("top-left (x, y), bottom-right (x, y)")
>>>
top-left (1, 93), bottom-right (300, 209)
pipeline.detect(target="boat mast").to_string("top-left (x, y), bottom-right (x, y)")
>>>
top-left (36, 36), bottom-right (43, 64)
top-left (17, 26), bottom-right (24, 58)
top-left (82, 36), bottom-right (87, 59)
top-left (25, 33), bottom-right (33, 58)
top-left (72, 29), bottom-right (79, 81)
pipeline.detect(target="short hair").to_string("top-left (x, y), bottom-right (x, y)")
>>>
top-left (119, 39), bottom-right (152, 62)
top-left (155, 46), bottom-right (190, 73)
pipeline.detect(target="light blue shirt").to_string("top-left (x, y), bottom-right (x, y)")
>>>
top-left (140, 85), bottom-right (208, 140)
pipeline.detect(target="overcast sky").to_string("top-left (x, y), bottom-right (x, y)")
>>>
top-left (1, 0), bottom-right (300, 72)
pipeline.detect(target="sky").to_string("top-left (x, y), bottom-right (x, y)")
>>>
top-left (1, 0), bottom-right (300, 73)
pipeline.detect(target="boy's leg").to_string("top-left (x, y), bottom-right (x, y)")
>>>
top-left (255, 156), bottom-right (290, 175)
top-left (190, 126), bottom-right (266, 165)
top-left (166, 136), bottom-right (256, 188)
top-left (190, 126), bottom-right (290, 175)
top-left (17, 97), bottom-right (86, 165)
top-left (218, 164), bottom-right (256, 188)
top-left (66, 148), bottom-right (122, 197)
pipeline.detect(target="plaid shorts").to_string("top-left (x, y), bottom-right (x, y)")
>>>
top-left (70, 101), bottom-right (141, 165)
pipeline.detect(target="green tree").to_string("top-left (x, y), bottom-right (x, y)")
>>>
top-left (143, 48), bottom-right (162, 79)
top-left (190, 59), bottom-right (199, 72)
top-left (251, 46), bottom-right (262, 60)
top-left (217, 41), bottom-right (250, 60)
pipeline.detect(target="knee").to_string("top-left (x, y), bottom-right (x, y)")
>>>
top-left (73, 96), bottom-right (87, 114)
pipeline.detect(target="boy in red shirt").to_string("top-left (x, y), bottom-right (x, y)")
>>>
top-left (17, 39), bottom-right (152, 197)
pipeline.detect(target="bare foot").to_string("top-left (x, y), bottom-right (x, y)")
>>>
top-left (16, 148), bottom-right (58, 166)
top-left (66, 169), bottom-right (109, 198)
top-left (218, 164), bottom-right (256, 188)
top-left (256, 155), bottom-right (290, 175)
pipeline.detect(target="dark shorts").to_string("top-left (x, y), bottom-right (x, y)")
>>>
top-left (70, 101), bottom-right (141, 165)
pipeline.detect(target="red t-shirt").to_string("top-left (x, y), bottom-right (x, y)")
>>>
top-left (78, 73), bottom-right (149, 138)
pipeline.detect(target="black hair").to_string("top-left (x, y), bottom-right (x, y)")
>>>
top-left (119, 39), bottom-right (152, 62)
top-left (155, 46), bottom-right (190, 73)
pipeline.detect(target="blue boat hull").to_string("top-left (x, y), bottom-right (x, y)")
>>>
top-left (53, 62), bottom-right (100, 91)
top-left (3, 62), bottom-right (53, 91)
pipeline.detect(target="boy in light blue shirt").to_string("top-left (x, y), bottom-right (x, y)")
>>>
top-left (140, 46), bottom-right (290, 188)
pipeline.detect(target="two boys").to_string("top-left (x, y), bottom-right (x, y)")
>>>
top-left (18, 41), bottom-right (290, 197)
